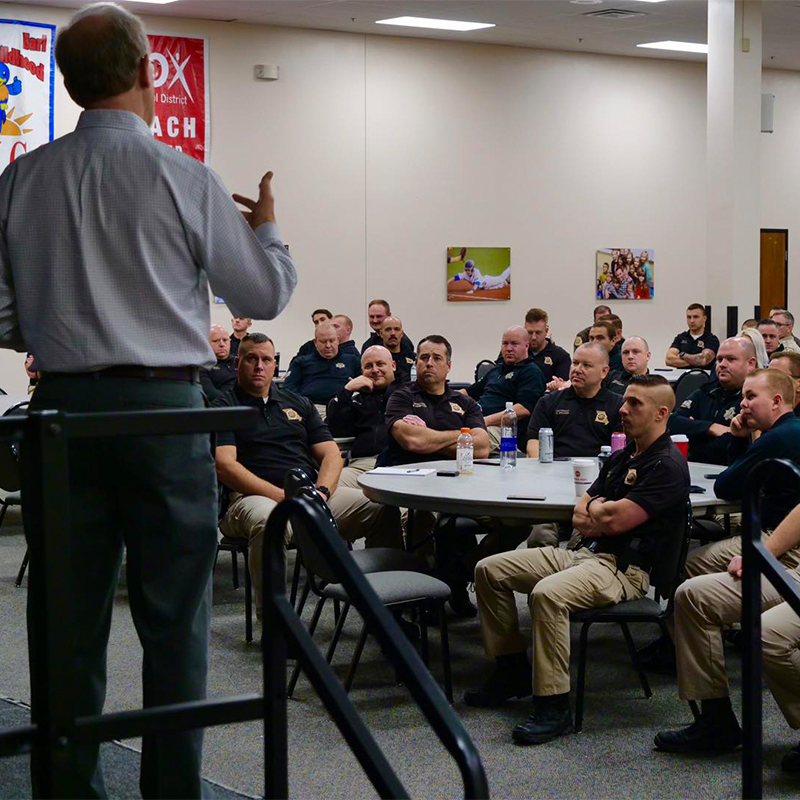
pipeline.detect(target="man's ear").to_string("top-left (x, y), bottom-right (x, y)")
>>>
top-left (139, 54), bottom-right (153, 90)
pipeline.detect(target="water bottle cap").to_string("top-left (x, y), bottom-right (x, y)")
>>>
top-left (460, 427), bottom-right (471, 434)
top-left (505, 401), bottom-right (513, 410)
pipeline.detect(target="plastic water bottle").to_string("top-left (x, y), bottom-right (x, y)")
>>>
top-left (410, 363), bottom-right (417, 382)
top-left (598, 445), bottom-right (612, 470)
top-left (500, 402), bottom-right (517, 470)
top-left (457, 427), bottom-right (473, 474)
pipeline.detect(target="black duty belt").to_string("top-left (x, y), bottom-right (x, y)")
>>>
top-left (41, 366), bottom-right (201, 383)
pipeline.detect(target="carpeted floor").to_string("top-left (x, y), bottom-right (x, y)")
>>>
top-left (1, 508), bottom-right (799, 799)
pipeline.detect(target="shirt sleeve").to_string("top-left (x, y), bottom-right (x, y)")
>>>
top-left (305, 401), bottom-right (333, 446)
top-left (185, 167), bottom-right (298, 321)
top-left (669, 335), bottom-right (682, 350)
top-left (527, 394), bottom-right (553, 440)
top-left (623, 458), bottom-right (689, 518)
top-left (384, 386), bottom-right (413, 430)
top-left (714, 430), bottom-right (783, 501)
top-left (706, 334), bottom-right (720, 354)
top-left (515, 365), bottom-right (546, 413)
top-left (668, 389), bottom-right (713, 436)
top-left (555, 349), bottom-right (571, 380)
top-left (326, 389), bottom-right (356, 437)
top-left (466, 374), bottom-right (489, 400)
top-left (463, 397), bottom-right (488, 430)
top-left (210, 391), bottom-right (237, 447)
top-left (282, 358), bottom-right (303, 394)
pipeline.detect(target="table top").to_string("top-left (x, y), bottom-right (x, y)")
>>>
top-left (358, 457), bottom-right (737, 522)
top-left (650, 366), bottom-right (707, 385)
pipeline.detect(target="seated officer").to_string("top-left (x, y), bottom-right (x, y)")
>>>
top-left (380, 316), bottom-right (416, 382)
top-left (465, 376), bottom-right (689, 747)
top-left (332, 314), bottom-right (360, 358)
top-left (772, 309), bottom-right (800, 353)
top-left (361, 298), bottom-right (414, 356)
top-left (573, 304), bottom-right (611, 350)
top-left (770, 351), bottom-right (800, 415)
top-left (215, 333), bottom-right (402, 618)
top-left (771, 306), bottom-right (800, 349)
top-left (293, 308), bottom-right (332, 360)
top-left (385, 335), bottom-right (489, 464)
top-left (758, 318), bottom-right (784, 357)
top-left (200, 324), bottom-right (237, 402)
top-left (666, 303), bottom-right (719, 370)
top-left (668, 337), bottom-right (756, 465)
top-left (607, 335), bottom-right (651, 394)
top-left (655, 372), bottom-right (800, 761)
top-left (586, 320), bottom-right (623, 373)
top-left (283, 322), bottom-right (361, 417)
top-left (465, 326), bottom-right (545, 454)
top-left (525, 308), bottom-right (570, 383)
top-left (229, 316), bottom-right (252, 358)
top-left (327, 345), bottom-right (400, 487)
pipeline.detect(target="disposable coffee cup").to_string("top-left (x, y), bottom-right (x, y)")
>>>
top-left (671, 434), bottom-right (689, 459)
top-left (573, 458), bottom-right (599, 496)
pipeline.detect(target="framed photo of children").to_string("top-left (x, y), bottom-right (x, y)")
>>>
top-left (596, 248), bottom-right (654, 300)
top-left (447, 247), bottom-right (511, 302)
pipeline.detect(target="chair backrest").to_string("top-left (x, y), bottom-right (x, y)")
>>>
top-left (650, 501), bottom-right (694, 601)
top-left (674, 369), bottom-right (710, 407)
top-left (0, 402), bottom-right (27, 492)
top-left (474, 359), bottom-right (496, 383)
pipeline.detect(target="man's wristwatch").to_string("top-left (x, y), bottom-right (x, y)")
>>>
top-left (316, 485), bottom-right (331, 499)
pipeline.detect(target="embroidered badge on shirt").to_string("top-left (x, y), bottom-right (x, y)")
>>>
top-left (681, 399), bottom-right (692, 409)
top-left (544, 356), bottom-right (553, 366)
top-left (449, 402), bottom-right (464, 414)
top-left (595, 411), bottom-right (610, 425)
top-left (406, 357), bottom-right (414, 365)
top-left (574, 336), bottom-right (583, 348)
top-left (505, 372), bottom-right (515, 380)
top-left (335, 362), bottom-right (345, 368)
top-left (624, 468), bottom-right (637, 486)
top-left (413, 402), bottom-right (426, 408)
top-left (697, 341), bottom-right (704, 349)
top-left (723, 407), bottom-right (736, 421)
top-left (283, 408), bottom-right (302, 422)
top-left (555, 409), bottom-right (570, 415)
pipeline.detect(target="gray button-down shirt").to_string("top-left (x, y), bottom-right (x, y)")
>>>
top-left (0, 109), bottom-right (297, 370)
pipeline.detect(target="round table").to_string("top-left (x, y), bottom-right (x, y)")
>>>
top-left (358, 457), bottom-right (738, 522)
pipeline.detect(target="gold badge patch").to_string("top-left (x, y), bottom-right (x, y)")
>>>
top-left (574, 336), bottom-right (583, 348)
top-left (595, 411), bottom-right (609, 425)
top-left (544, 356), bottom-right (553, 366)
top-left (406, 357), bottom-right (414, 365)
top-left (335, 362), bottom-right (345, 368)
top-left (624, 468), bottom-right (637, 486)
top-left (283, 408), bottom-right (302, 422)
top-left (723, 406), bottom-right (736, 421)
top-left (449, 402), bottom-right (464, 414)
top-left (697, 341), bottom-right (704, 349)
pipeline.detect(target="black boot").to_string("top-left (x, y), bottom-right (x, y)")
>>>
top-left (463, 652), bottom-right (531, 707)
top-left (512, 693), bottom-right (573, 745)
top-left (639, 633), bottom-right (676, 674)
top-left (782, 741), bottom-right (800, 774)
top-left (654, 697), bottom-right (742, 753)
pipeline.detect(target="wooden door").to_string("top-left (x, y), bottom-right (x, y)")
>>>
top-left (760, 229), bottom-right (788, 314)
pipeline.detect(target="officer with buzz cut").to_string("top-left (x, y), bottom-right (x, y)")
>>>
top-left (666, 303), bottom-right (720, 370)
top-left (668, 336), bottom-right (756, 465)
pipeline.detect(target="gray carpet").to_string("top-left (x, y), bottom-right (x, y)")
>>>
top-left (2, 509), bottom-right (799, 798)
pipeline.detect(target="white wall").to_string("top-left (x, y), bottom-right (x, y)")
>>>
top-left (0, 2), bottom-right (796, 394)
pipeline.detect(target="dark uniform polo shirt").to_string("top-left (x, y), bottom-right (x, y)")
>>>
top-left (530, 341), bottom-right (571, 382)
top-left (282, 349), bottom-right (361, 405)
top-left (385, 381), bottom-right (486, 465)
top-left (466, 355), bottom-right (546, 416)
top-left (587, 432), bottom-right (690, 575)
top-left (573, 326), bottom-right (592, 351)
top-left (361, 331), bottom-right (414, 357)
top-left (215, 383), bottom-right (332, 486)
top-left (388, 350), bottom-right (416, 383)
top-left (229, 335), bottom-right (247, 358)
top-left (199, 356), bottom-right (237, 402)
top-left (294, 338), bottom-right (358, 362)
top-left (606, 368), bottom-right (649, 396)
top-left (716, 413), bottom-right (800, 530)
top-left (608, 341), bottom-right (623, 372)
top-left (294, 339), bottom-right (316, 360)
top-left (327, 382), bottom-right (399, 458)
top-left (528, 386), bottom-right (624, 458)
top-left (669, 329), bottom-right (720, 368)
top-left (668, 382), bottom-right (741, 465)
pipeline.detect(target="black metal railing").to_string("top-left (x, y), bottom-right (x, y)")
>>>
top-left (262, 492), bottom-right (489, 799)
top-left (0, 406), bottom-right (488, 799)
top-left (741, 458), bottom-right (800, 799)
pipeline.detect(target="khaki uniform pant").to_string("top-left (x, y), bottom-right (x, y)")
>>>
top-left (475, 547), bottom-right (649, 696)
top-left (338, 456), bottom-right (377, 489)
top-left (220, 487), bottom-right (403, 615)
top-left (675, 569), bottom-right (800, 727)
top-left (486, 425), bottom-right (502, 455)
top-left (686, 534), bottom-right (800, 579)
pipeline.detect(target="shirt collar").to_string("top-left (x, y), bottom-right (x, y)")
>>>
top-left (772, 411), bottom-right (796, 430)
top-left (76, 109), bottom-right (153, 136)
top-left (234, 382), bottom-right (282, 406)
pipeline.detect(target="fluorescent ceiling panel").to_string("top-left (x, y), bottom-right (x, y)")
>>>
top-left (637, 40), bottom-right (708, 53)
top-left (376, 17), bottom-right (495, 32)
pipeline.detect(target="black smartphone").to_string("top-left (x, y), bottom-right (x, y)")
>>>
top-left (507, 494), bottom-right (546, 501)
top-left (704, 473), bottom-right (721, 480)
top-left (436, 470), bottom-right (459, 477)
top-left (689, 485), bottom-right (707, 494)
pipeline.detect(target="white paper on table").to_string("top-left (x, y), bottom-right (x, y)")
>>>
top-left (366, 467), bottom-right (436, 477)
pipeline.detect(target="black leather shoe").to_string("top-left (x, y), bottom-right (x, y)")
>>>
top-left (512, 703), bottom-right (573, 745)
top-left (449, 585), bottom-right (477, 618)
top-left (781, 742), bottom-right (800, 774)
top-left (463, 659), bottom-right (531, 708)
top-left (654, 718), bottom-right (742, 754)
top-left (640, 636), bottom-right (677, 675)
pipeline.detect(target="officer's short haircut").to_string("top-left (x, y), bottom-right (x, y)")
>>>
top-left (750, 368), bottom-right (796, 407)
top-left (418, 334), bottom-right (452, 361)
top-left (742, 319), bottom-right (758, 329)
top-left (774, 310), bottom-right (795, 325)
top-left (623, 335), bottom-right (649, 351)
top-left (593, 304), bottom-right (611, 320)
top-left (368, 299), bottom-right (391, 314)
top-left (628, 373), bottom-right (675, 413)
top-left (238, 332), bottom-right (274, 354)
top-left (525, 308), bottom-right (548, 325)
top-left (601, 314), bottom-right (623, 332)
top-left (333, 314), bottom-right (353, 330)
top-left (311, 308), bottom-right (332, 320)
top-left (758, 319), bottom-right (779, 329)
top-left (687, 303), bottom-right (706, 314)
top-left (575, 342), bottom-right (609, 365)
top-left (56, 3), bottom-right (150, 108)
top-left (770, 351), bottom-right (800, 378)
top-left (590, 321), bottom-right (616, 340)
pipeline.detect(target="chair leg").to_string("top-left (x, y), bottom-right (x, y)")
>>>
top-left (439, 603), bottom-right (453, 703)
top-left (689, 700), bottom-right (700, 721)
top-left (333, 600), bottom-right (341, 624)
top-left (295, 581), bottom-right (311, 618)
top-left (288, 596), bottom-right (326, 698)
top-left (420, 612), bottom-right (429, 667)
top-left (242, 548), bottom-right (253, 643)
top-left (289, 554), bottom-right (302, 608)
top-left (231, 549), bottom-right (239, 590)
top-left (620, 622), bottom-right (652, 699)
top-left (344, 621), bottom-right (369, 693)
top-left (574, 622), bottom-right (592, 734)
top-left (324, 603), bottom-right (351, 665)
top-left (15, 548), bottom-right (29, 588)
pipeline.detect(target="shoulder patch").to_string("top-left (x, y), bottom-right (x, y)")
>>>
top-left (449, 402), bottom-right (465, 414)
top-left (681, 399), bottom-right (692, 409)
top-left (624, 468), bottom-right (637, 486)
top-left (505, 372), bottom-right (515, 380)
top-left (544, 356), bottom-right (553, 366)
top-left (595, 411), bottom-right (610, 425)
top-left (283, 408), bottom-right (303, 422)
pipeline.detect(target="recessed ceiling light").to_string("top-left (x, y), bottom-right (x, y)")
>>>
top-left (376, 17), bottom-right (495, 32)
top-left (637, 40), bottom-right (708, 53)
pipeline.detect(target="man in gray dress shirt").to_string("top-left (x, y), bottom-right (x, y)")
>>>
top-left (0, 4), bottom-right (296, 797)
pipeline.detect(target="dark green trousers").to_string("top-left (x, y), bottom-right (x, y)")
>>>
top-left (24, 375), bottom-right (218, 799)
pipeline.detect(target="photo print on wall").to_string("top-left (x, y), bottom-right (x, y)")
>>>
top-left (596, 248), bottom-right (654, 300)
top-left (447, 247), bottom-right (511, 302)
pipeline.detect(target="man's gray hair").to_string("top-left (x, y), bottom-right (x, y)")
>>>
top-left (56, 3), bottom-right (150, 108)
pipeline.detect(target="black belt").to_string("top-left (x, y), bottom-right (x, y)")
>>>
top-left (41, 366), bottom-right (201, 383)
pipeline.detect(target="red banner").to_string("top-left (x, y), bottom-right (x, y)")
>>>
top-left (147, 34), bottom-right (208, 164)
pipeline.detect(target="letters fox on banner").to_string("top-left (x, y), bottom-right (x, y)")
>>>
top-left (148, 34), bottom-right (209, 163)
top-left (0, 19), bottom-right (55, 169)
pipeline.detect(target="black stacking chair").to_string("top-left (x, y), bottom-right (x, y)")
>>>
top-left (674, 369), bottom-right (711, 408)
top-left (474, 359), bottom-right (496, 383)
top-left (570, 502), bottom-right (693, 732)
top-left (0, 401), bottom-right (29, 587)
top-left (284, 471), bottom-right (453, 701)
top-left (215, 535), bottom-right (254, 642)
